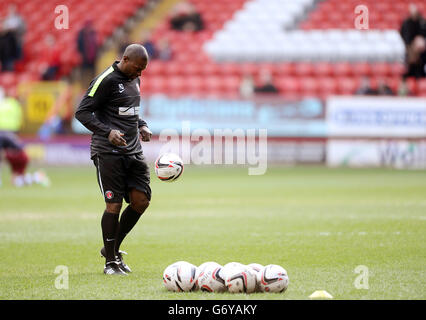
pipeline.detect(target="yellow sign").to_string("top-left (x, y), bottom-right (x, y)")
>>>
top-left (18, 81), bottom-right (69, 134)
top-left (27, 92), bottom-right (55, 123)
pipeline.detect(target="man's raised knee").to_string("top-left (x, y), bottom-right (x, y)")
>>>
top-left (131, 197), bottom-right (149, 214)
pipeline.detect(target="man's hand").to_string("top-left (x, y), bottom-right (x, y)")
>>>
top-left (140, 126), bottom-right (152, 142)
top-left (108, 129), bottom-right (127, 146)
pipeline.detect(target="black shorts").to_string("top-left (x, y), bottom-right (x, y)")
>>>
top-left (93, 153), bottom-right (151, 203)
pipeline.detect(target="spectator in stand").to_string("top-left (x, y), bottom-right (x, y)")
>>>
top-left (40, 34), bottom-right (61, 80)
top-left (400, 3), bottom-right (426, 78)
top-left (0, 18), bottom-right (19, 71)
top-left (117, 31), bottom-right (131, 58)
top-left (377, 79), bottom-right (395, 96)
top-left (156, 37), bottom-right (173, 61)
top-left (355, 77), bottom-right (377, 95)
top-left (169, 1), bottom-right (204, 32)
top-left (138, 31), bottom-right (173, 61)
top-left (77, 20), bottom-right (99, 88)
top-left (0, 5), bottom-right (26, 71)
top-left (239, 73), bottom-right (255, 98)
top-left (3, 4), bottom-right (26, 61)
top-left (140, 30), bottom-right (157, 59)
top-left (397, 78), bottom-right (413, 96)
top-left (254, 69), bottom-right (279, 94)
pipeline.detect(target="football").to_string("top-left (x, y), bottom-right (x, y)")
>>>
top-left (222, 263), bottom-right (257, 294)
top-left (198, 261), bottom-right (222, 273)
top-left (163, 261), bottom-right (198, 292)
top-left (154, 153), bottom-right (184, 182)
top-left (163, 263), bottom-right (179, 292)
top-left (194, 261), bottom-right (222, 291)
top-left (196, 263), bottom-right (226, 293)
top-left (247, 263), bottom-right (264, 292)
top-left (257, 264), bottom-right (289, 293)
top-left (247, 263), bottom-right (264, 274)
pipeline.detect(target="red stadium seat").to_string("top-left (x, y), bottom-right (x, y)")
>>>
top-left (218, 63), bottom-right (241, 77)
top-left (331, 63), bottom-right (352, 78)
top-left (313, 63), bottom-right (333, 77)
top-left (336, 77), bottom-right (359, 95)
top-left (167, 76), bottom-right (186, 94)
top-left (186, 76), bottom-right (205, 94)
top-left (276, 63), bottom-right (295, 77)
top-left (417, 79), bottom-right (426, 96)
top-left (199, 63), bottom-right (221, 77)
top-left (405, 77), bottom-right (418, 95)
top-left (294, 63), bottom-right (315, 77)
top-left (221, 76), bottom-right (241, 94)
top-left (240, 63), bottom-right (260, 77)
top-left (370, 63), bottom-right (391, 77)
top-left (389, 63), bottom-right (406, 77)
top-left (317, 77), bottom-right (338, 97)
top-left (351, 62), bottom-right (372, 78)
top-left (300, 77), bottom-right (319, 97)
top-left (145, 61), bottom-right (166, 76)
top-left (181, 63), bottom-right (203, 77)
top-left (204, 76), bottom-right (225, 93)
top-left (163, 63), bottom-right (185, 77)
top-left (0, 72), bottom-right (17, 88)
top-left (276, 77), bottom-right (301, 96)
top-left (147, 76), bottom-right (167, 94)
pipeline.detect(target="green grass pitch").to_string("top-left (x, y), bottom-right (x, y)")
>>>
top-left (0, 165), bottom-right (425, 300)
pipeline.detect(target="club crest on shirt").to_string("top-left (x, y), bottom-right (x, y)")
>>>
top-left (105, 190), bottom-right (114, 199)
top-left (118, 83), bottom-right (124, 93)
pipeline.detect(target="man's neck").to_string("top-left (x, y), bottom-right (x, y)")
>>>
top-left (116, 60), bottom-right (124, 72)
top-left (115, 61), bottom-right (130, 79)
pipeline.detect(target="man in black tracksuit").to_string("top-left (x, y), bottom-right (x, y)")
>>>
top-left (75, 44), bottom-right (152, 275)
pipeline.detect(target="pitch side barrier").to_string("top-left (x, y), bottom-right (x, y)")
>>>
top-left (326, 96), bottom-right (426, 169)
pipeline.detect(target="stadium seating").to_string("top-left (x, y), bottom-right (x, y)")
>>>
top-left (142, 0), bottom-right (425, 98)
top-left (1, 0), bottom-right (425, 99)
top-left (0, 0), bottom-right (147, 92)
top-left (301, 0), bottom-right (425, 31)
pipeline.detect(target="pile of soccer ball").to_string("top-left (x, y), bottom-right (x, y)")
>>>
top-left (163, 261), bottom-right (289, 294)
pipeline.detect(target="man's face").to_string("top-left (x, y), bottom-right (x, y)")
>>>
top-left (123, 56), bottom-right (148, 80)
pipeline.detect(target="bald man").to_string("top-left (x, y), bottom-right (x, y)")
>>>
top-left (75, 44), bottom-right (153, 275)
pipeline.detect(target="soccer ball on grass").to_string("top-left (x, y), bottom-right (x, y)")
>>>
top-left (196, 263), bottom-right (226, 293)
top-left (257, 264), bottom-right (289, 293)
top-left (163, 261), bottom-right (198, 292)
top-left (221, 262), bottom-right (257, 294)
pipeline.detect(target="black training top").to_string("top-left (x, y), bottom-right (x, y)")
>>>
top-left (75, 61), bottom-right (148, 158)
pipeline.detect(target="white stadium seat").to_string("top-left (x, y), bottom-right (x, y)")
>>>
top-left (204, 0), bottom-right (406, 62)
